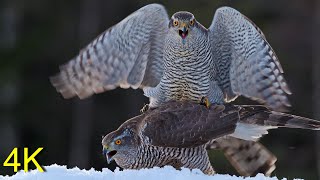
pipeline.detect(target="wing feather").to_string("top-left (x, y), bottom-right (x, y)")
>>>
top-left (209, 7), bottom-right (291, 110)
top-left (141, 101), bottom-right (238, 148)
top-left (140, 101), bottom-right (319, 147)
top-left (50, 4), bottom-right (168, 99)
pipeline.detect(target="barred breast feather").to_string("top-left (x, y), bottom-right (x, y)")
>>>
top-left (144, 21), bottom-right (213, 106)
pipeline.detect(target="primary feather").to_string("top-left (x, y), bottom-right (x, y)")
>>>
top-left (50, 4), bottom-right (168, 99)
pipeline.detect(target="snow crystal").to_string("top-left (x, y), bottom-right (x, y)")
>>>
top-left (0, 164), bottom-right (292, 180)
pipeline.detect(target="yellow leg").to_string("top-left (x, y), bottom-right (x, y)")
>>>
top-left (200, 97), bottom-right (210, 108)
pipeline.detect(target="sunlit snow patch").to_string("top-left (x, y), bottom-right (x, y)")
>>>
top-left (1, 164), bottom-right (294, 180)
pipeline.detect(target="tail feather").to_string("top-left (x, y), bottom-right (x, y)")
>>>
top-left (208, 137), bottom-right (277, 177)
top-left (268, 111), bottom-right (320, 130)
top-left (238, 105), bottom-right (320, 130)
top-left (225, 105), bottom-right (320, 141)
top-left (204, 105), bottom-right (319, 176)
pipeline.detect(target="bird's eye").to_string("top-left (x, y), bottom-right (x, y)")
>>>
top-left (173, 20), bottom-right (179, 26)
top-left (115, 139), bottom-right (121, 145)
top-left (190, 19), bottom-right (195, 26)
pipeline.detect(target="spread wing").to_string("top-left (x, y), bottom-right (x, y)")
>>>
top-left (209, 7), bottom-right (291, 110)
top-left (50, 4), bottom-right (168, 99)
top-left (141, 101), bottom-right (238, 148)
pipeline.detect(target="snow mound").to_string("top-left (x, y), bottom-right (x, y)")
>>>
top-left (1, 164), bottom-right (290, 180)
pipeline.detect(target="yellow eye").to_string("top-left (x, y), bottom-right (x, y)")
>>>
top-left (173, 20), bottom-right (179, 26)
top-left (190, 19), bottom-right (195, 26)
top-left (115, 139), bottom-right (121, 145)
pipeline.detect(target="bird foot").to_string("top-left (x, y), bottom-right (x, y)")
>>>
top-left (140, 103), bottom-right (150, 113)
top-left (200, 97), bottom-right (211, 108)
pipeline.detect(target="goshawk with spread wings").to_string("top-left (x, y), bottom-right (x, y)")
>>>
top-left (50, 4), bottom-right (290, 110)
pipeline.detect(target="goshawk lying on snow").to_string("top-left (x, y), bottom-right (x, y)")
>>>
top-left (102, 101), bottom-right (320, 175)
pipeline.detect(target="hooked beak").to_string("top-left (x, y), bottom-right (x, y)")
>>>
top-left (179, 25), bottom-right (188, 39)
top-left (102, 145), bottom-right (117, 164)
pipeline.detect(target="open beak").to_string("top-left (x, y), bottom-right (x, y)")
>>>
top-left (179, 25), bottom-right (188, 39)
top-left (102, 146), bottom-right (117, 164)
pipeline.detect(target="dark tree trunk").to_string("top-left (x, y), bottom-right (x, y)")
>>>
top-left (312, 0), bottom-right (320, 178)
top-left (0, 0), bottom-right (21, 166)
top-left (68, 0), bottom-right (101, 169)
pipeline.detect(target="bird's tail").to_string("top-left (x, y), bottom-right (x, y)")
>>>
top-left (205, 105), bottom-right (319, 176)
top-left (238, 105), bottom-right (320, 130)
top-left (206, 137), bottom-right (277, 176)
top-left (229, 105), bottom-right (320, 141)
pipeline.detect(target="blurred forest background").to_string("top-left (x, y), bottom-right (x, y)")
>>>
top-left (0, 0), bottom-right (320, 179)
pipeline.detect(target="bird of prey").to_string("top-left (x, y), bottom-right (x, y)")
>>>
top-left (50, 3), bottom-right (297, 176)
top-left (50, 3), bottom-right (290, 110)
top-left (102, 101), bottom-right (320, 175)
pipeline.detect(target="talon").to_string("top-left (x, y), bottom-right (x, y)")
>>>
top-left (200, 97), bottom-right (210, 108)
top-left (140, 104), bottom-right (150, 113)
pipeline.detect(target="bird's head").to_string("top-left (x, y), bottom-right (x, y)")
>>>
top-left (169, 11), bottom-right (197, 40)
top-left (102, 127), bottom-right (140, 167)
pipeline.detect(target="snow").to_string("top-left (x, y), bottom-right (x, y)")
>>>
top-left (0, 164), bottom-right (295, 180)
